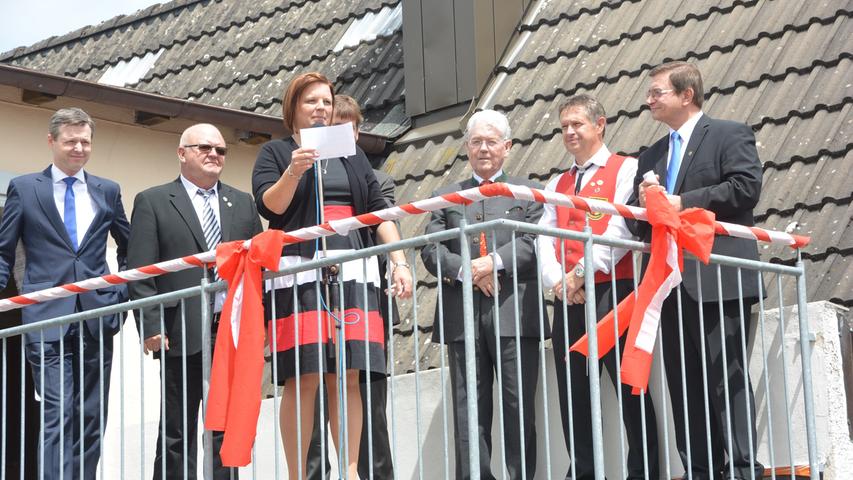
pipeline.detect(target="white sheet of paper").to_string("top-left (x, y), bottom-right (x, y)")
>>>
top-left (299, 122), bottom-right (357, 160)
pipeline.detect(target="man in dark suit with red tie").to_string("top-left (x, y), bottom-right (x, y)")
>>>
top-left (0, 107), bottom-right (130, 480)
top-left (128, 123), bottom-right (262, 479)
top-left (632, 61), bottom-right (764, 480)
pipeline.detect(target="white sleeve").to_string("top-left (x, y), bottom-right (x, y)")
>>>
top-left (590, 156), bottom-right (638, 274)
top-left (536, 175), bottom-right (564, 289)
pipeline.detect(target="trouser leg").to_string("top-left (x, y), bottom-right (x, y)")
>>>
top-left (496, 336), bottom-right (538, 480)
top-left (357, 371), bottom-right (393, 479)
top-left (448, 340), bottom-right (495, 480)
top-left (26, 337), bottom-right (75, 480)
top-left (74, 324), bottom-right (113, 480)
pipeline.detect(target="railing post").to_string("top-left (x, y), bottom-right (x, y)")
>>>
top-left (794, 255), bottom-right (819, 480)
top-left (458, 217), bottom-right (481, 480)
top-left (582, 224), bottom-right (605, 480)
top-left (200, 272), bottom-right (214, 480)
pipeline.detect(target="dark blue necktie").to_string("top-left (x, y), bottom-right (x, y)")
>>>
top-left (63, 177), bottom-right (78, 250)
top-left (666, 131), bottom-right (682, 194)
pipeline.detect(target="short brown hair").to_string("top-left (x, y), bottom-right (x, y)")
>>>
top-left (333, 94), bottom-right (363, 128)
top-left (649, 61), bottom-right (704, 108)
top-left (49, 107), bottom-right (95, 139)
top-left (557, 93), bottom-right (607, 135)
top-left (281, 72), bottom-right (335, 132)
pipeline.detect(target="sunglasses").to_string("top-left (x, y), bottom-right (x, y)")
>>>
top-left (183, 144), bottom-right (227, 156)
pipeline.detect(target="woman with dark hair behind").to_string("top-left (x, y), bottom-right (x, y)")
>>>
top-left (251, 72), bottom-right (412, 479)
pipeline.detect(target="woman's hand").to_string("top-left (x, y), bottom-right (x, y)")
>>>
top-left (286, 147), bottom-right (319, 178)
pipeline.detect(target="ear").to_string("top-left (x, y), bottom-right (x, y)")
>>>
top-left (595, 116), bottom-right (606, 134)
top-left (681, 87), bottom-right (695, 107)
top-left (47, 133), bottom-right (55, 147)
top-left (503, 139), bottom-right (512, 151)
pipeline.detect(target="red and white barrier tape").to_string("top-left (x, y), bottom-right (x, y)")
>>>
top-left (0, 182), bottom-right (808, 312)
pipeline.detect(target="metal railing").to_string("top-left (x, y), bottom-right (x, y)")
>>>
top-left (0, 219), bottom-right (821, 480)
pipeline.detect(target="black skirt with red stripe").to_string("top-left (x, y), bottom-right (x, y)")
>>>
top-left (265, 267), bottom-right (386, 384)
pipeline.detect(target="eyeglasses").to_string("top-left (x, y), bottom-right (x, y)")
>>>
top-left (646, 88), bottom-right (674, 99)
top-left (468, 138), bottom-right (505, 149)
top-left (183, 144), bottom-right (227, 156)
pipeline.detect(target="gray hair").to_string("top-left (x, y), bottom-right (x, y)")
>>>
top-left (49, 108), bottom-right (95, 139)
top-left (464, 109), bottom-right (511, 140)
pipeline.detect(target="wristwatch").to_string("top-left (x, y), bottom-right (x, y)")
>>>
top-left (573, 264), bottom-right (585, 278)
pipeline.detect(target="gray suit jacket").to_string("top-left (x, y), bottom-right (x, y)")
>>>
top-left (630, 114), bottom-right (763, 302)
top-left (421, 175), bottom-right (550, 343)
top-left (127, 178), bottom-right (262, 357)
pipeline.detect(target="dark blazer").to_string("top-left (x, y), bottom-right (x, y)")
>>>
top-left (630, 114), bottom-right (763, 302)
top-left (421, 175), bottom-right (550, 343)
top-left (252, 138), bottom-right (386, 258)
top-left (127, 178), bottom-right (262, 357)
top-left (0, 166), bottom-right (129, 342)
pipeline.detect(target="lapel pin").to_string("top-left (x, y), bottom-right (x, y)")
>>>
top-left (688, 151), bottom-right (693, 156)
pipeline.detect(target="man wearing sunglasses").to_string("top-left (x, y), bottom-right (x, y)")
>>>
top-left (128, 123), bottom-right (262, 479)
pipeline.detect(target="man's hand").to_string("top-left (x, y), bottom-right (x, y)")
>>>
top-left (470, 254), bottom-right (495, 283)
top-left (553, 272), bottom-right (586, 305)
top-left (666, 194), bottom-right (683, 212)
top-left (638, 179), bottom-right (662, 208)
top-left (474, 274), bottom-right (497, 297)
top-left (389, 265), bottom-right (413, 299)
top-left (143, 334), bottom-right (169, 355)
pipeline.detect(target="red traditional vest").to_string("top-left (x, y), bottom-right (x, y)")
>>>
top-left (554, 153), bottom-right (634, 284)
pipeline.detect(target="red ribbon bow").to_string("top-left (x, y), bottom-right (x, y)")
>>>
top-left (204, 229), bottom-right (286, 466)
top-left (569, 188), bottom-right (715, 393)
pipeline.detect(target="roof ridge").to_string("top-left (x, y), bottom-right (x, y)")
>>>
top-left (493, 8), bottom-right (851, 110)
top-left (169, 29), bottom-right (401, 101)
top-left (0, 0), bottom-right (210, 60)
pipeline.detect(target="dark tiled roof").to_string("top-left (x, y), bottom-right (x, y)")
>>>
top-left (384, 0), bottom-right (852, 371)
top-left (1, 0), bottom-right (407, 137)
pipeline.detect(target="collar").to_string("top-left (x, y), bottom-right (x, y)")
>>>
top-left (571, 144), bottom-right (611, 173)
top-left (51, 164), bottom-right (86, 184)
top-left (671, 111), bottom-right (704, 146)
top-left (180, 175), bottom-right (218, 197)
top-left (472, 169), bottom-right (505, 184)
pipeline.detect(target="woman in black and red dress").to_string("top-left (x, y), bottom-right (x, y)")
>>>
top-left (251, 72), bottom-right (412, 479)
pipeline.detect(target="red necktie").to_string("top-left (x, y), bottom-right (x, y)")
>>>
top-left (479, 179), bottom-right (492, 257)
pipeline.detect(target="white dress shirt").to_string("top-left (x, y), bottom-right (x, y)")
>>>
top-left (536, 145), bottom-right (638, 289)
top-left (52, 164), bottom-right (97, 244)
top-left (179, 175), bottom-right (224, 312)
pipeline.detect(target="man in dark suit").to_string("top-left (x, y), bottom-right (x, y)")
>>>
top-left (0, 107), bottom-right (130, 480)
top-left (421, 109), bottom-right (548, 479)
top-left (127, 123), bottom-right (262, 479)
top-left (632, 61), bottom-right (764, 479)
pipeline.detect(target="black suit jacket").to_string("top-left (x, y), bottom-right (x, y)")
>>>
top-left (127, 178), bottom-right (262, 357)
top-left (0, 166), bottom-right (129, 342)
top-left (630, 114), bottom-right (763, 302)
top-left (421, 176), bottom-right (550, 343)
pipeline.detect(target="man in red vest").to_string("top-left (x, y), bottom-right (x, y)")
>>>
top-left (537, 94), bottom-right (659, 480)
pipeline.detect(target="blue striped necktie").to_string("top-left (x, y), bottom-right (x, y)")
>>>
top-left (62, 177), bottom-right (78, 250)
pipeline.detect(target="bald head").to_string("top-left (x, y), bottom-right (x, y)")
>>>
top-left (178, 123), bottom-right (226, 189)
